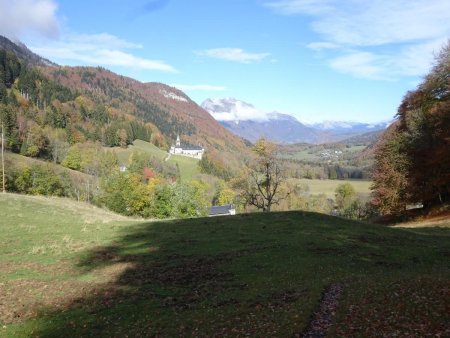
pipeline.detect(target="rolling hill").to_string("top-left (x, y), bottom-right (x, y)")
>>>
top-left (1, 193), bottom-right (448, 337)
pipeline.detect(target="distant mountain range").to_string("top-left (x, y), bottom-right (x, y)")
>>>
top-left (201, 97), bottom-right (391, 144)
top-left (308, 120), bottom-right (391, 140)
top-left (202, 98), bottom-right (322, 144)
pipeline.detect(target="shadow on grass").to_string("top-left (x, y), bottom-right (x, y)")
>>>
top-left (29, 217), bottom-right (251, 337)
top-left (29, 213), bottom-right (323, 337)
top-left (19, 211), bottom-right (450, 337)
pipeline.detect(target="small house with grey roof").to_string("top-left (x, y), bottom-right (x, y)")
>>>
top-left (208, 204), bottom-right (236, 217)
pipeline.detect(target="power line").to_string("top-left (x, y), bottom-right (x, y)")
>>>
top-left (1, 123), bottom-right (5, 193)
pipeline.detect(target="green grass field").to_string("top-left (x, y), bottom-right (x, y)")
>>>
top-left (291, 178), bottom-right (372, 199)
top-left (1, 193), bottom-right (448, 337)
top-left (114, 140), bottom-right (200, 181)
top-left (167, 154), bottom-right (201, 181)
top-left (114, 139), bottom-right (168, 164)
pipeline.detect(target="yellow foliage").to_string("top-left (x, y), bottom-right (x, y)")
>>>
top-left (147, 176), bottom-right (165, 195)
top-left (218, 188), bottom-right (235, 205)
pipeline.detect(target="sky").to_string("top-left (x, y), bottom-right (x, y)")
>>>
top-left (0, 0), bottom-right (449, 123)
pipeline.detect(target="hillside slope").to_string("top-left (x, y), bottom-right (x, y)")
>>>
top-left (1, 194), bottom-right (448, 337)
top-left (41, 66), bottom-right (250, 169)
top-left (0, 35), bottom-right (250, 174)
top-left (0, 35), bottom-right (56, 66)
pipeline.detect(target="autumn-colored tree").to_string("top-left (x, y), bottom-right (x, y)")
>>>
top-left (150, 131), bottom-right (166, 148)
top-left (99, 172), bottom-right (151, 216)
top-left (198, 150), bottom-right (232, 180)
top-left (371, 124), bottom-right (410, 214)
top-left (21, 124), bottom-right (49, 157)
top-left (241, 138), bottom-right (287, 212)
top-left (400, 45), bottom-right (450, 207)
top-left (372, 41), bottom-right (450, 214)
top-left (213, 180), bottom-right (235, 205)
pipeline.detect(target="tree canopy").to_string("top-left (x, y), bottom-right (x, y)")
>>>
top-left (372, 41), bottom-right (450, 214)
top-left (239, 138), bottom-right (287, 212)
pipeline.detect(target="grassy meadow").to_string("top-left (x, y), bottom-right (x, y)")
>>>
top-left (1, 193), bottom-right (449, 337)
top-left (114, 140), bottom-right (200, 181)
top-left (114, 140), bottom-right (168, 163)
top-left (291, 178), bottom-right (372, 199)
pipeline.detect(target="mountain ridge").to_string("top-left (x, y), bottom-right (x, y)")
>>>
top-left (0, 35), bottom-right (56, 67)
top-left (201, 97), bottom-right (323, 144)
top-left (202, 97), bottom-right (390, 144)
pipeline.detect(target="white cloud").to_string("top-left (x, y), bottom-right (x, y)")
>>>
top-left (0, 2), bottom-right (176, 73)
top-left (203, 98), bottom-right (270, 121)
top-left (329, 52), bottom-right (391, 80)
top-left (266, 0), bottom-right (450, 80)
top-left (395, 38), bottom-right (448, 77)
top-left (171, 84), bottom-right (226, 91)
top-left (30, 33), bottom-right (177, 73)
top-left (329, 38), bottom-right (448, 80)
top-left (196, 48), bottom-right (270, 63)
top-left (66, 33), bottom-right (143, 50)
top-left (310, 1), bottom-right (450, 47)
top-left (0, 0), bottom-right (59, 39)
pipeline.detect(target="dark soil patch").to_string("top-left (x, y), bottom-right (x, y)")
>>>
top-left (301, 283), bottom-right (343, 338)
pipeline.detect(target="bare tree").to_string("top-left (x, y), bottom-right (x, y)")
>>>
top-left (242, 138), bottom-right (287, 212)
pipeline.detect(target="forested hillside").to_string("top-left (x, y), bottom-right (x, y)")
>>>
top-left (0, 35), bottom-right (249, 172)
top-left (0, 36), bottom-right (254, 218)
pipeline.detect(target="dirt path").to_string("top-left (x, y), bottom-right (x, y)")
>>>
top-left (302, 283), bottom-right (343, 338)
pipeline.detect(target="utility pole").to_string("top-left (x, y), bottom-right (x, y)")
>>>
top-left (1, 123), bottom-right (5, 193)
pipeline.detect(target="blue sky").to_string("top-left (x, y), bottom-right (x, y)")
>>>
top-left (1, 0), bottom-right (449, 123)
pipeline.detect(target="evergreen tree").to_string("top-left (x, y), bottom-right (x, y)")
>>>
top-left (0, 104), bottom-right (20, 152)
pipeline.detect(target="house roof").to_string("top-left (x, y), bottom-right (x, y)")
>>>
top-left (209, 204), bottom-right (235, 216)
top-left (176, 144), bottom-right (204, 151)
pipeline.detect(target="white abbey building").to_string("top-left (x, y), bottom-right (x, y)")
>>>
top-left (169, 135), bottom-right (204, 160)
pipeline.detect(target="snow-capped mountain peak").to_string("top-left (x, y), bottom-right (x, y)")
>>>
top-left (201, 97), bottom-right (391, 144)
top-left (201, 97), bottom-right (269, 122)
top-left (201, 97), bottom-right (321, 144)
